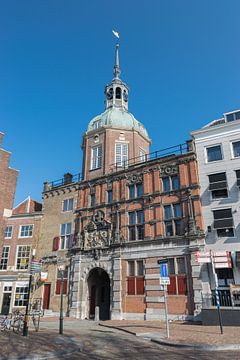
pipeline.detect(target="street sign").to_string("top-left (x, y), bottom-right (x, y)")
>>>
top-left (160, 277), bottom-right (170, 285)
top-left (195, 251), bottom-right (231, 268)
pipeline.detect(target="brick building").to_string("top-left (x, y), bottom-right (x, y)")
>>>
top-left (0, 132), bottom-right (18, 241)
top-left (41, 44), bottom-right (205, 320)
top-left (0, 197), bottom-right (42, 315)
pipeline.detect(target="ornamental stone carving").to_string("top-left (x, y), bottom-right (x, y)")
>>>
top-left (82, 210), bottom-right (112, 250)
top-left (159, 164), bottom-right (179, 177)
top-left (126, 172), bottom-right (143, 185)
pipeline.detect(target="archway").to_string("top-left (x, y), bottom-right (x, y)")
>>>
top-left (87, 268), bottom-right (110, 320)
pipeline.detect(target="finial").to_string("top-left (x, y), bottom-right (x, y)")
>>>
top-left (114, 43), bottom-right (121, 79)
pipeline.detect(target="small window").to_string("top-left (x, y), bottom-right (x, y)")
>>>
top-left (213, 208), bottom-right (234, 237)
top-left (116, 87), bottom-right (121, 99)
top-left (208, 173), bottom-right (228, 199)
top-left (91, 193), bottom-right (95, 207)
top-left (63, 198), bottom-right (73, 212)
top-left (139, 149), bottom-right (146, 162)
top-left (162, 175), bottom-right (180, 192)
top-left (19, 225), bottom-right (33, 238)
top-left (163, 177), bottom-right (171, 192)
top-left (136, 183), bottom-right (143, 197)
top-left (232, 141), bottom-right (240, 158)
top-left (14, 286), bottom-right (29, 306)
top-left (4, 226), bottom-right (13, 239)
top-left (206, 145), bottom-right (223, 162)
top-left (93, 120), bottom-right (102, 129)
top-left (129, 184), bottom-right (135, 200)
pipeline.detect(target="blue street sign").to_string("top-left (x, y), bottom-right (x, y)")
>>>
top-left (160, 263), bottom-right (168, 278)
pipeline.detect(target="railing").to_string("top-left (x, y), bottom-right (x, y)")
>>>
top-left (44, 173), bottom-right (83, 191)
top-left (44, 141), bottom-right (193, 191)
top-left (109, 142), bottom-right (191, 172)
top-left (202, 289), bottom-right (233, 307)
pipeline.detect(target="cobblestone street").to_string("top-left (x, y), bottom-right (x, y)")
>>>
top-left (0, 319), bottom-right (240, 359)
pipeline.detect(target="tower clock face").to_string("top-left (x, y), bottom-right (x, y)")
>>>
top-left (107, 88), bottom-right (113, 100)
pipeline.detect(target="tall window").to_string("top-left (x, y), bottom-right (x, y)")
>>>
top-left (55, 268), bottom-right (68, 295)
top-left (62, 198), bottom-right (73, 212)
top-left (208, 172), bottom-right (228, 199)
top-left (16, 246), bottom-right (31, 270)
top-left (129, 210), bottom-right (144, 241)
top-left (60, 223), bottom-right (72, 249)
top-left (162, 175), bottom-right (180, 192)
top-left (107, 190), bottom-right (113, 204)
top-left (167, 257), bottom-right (187, 295)
top-left (232, 141), bottom-right (240, 158)
top-left (164, 204), bottom-right (182, 236)
top-left (127, 260), bottom-right (144, 295)
top-left (139, 149), bottom-right (146, 162)
top-left (213, 208), bottom-right (234, 237)
top-left (19, 225), bottom-right (33, 238)
top-left (4, 226), bottom-right (13, 239)
top-left (14, 285), bottom-right (29, 306)
top-left (0, 246), bottom-right (10, 270)
top-left (115, 143), bottom-right (128, 167)
top-left (91, 145), bottom-right (102, 170)
top-left (90, 193), bottom-right (95, 207)
top-left (206, 145), bottom-right (223, 162)
top-left (128, 183), bottom-right (143, 199)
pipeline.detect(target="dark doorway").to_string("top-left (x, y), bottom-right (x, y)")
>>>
top-left (1, 293), bottom-right (11, 315)
top-left (88, 268), bottom-right (110, 320)
top-left (43, 284), bottom-right (51, 309)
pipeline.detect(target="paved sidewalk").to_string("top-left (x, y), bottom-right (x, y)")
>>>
top-left (99, 320), bottom-right (240, 348)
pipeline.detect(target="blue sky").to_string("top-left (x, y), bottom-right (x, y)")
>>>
top-left (0, 0), bottom-right (239, 205)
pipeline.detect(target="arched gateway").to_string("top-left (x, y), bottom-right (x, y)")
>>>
top-left (87, 267), bottom-right (110, 320)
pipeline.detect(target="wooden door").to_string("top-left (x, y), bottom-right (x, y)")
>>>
top-left (43, 284), bottom-right (51, 309)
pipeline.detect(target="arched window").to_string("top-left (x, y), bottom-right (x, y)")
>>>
top-left (116, 87), bottom-right (122, 99)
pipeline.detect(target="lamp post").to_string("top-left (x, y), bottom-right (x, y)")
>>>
top-left (58, 264), bottom-right (65, 335)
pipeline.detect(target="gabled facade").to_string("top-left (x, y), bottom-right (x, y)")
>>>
top-left (0, 197), bottom-right (42, 315)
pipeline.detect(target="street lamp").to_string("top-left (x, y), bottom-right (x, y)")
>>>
top-left (58, 264), bottom-right (65, 335)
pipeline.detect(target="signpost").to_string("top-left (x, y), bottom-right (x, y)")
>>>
top-left (158, 260), bottom-right (170, 338)
top-left (194, 250), bottom-right (230, 334)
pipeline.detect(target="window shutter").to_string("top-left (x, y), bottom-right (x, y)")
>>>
top-left (63, 279), bottom-right (68, 294)
top-left (177, 275), bottom-right (187, 295)
top-left (127, 277), bottom-right (135, 295)
top-left (167, 275), bottom-right (177, 295)
top-left (52, 237), bottom-right (60, 251)
top-left (56, 279), bottom-right (61, 295)
top-left (136, 277), bottom-right (144, 295)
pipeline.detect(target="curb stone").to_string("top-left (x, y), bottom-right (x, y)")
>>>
top-left (99, 323), bottom-right (240, 351)
top-left (1, 348), bottom-right (82, 360)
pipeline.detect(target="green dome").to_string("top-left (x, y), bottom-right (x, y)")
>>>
top-left (87, 107), bottom-right (150, 140)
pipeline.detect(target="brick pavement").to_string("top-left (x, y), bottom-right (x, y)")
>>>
top-left (100, 320), bottom-right (240, 346)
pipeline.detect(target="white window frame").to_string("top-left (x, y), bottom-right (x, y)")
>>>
top-left (91, 145), bottom-right (102, 170)
top-left (139, 148), bottom-right (146, 162)
top-left (19, 225), bottom-right (33, 238)
top-left (115, 142), bottom-right (129, 167)
top-left (205, 144), bottom-right (223, 164)
top-left (62, 198), bottom-right (74, 212)
top-left (14, 284), bottom-right (29, 307)
top-left (4, 225), bottom-right (13, 239)
top-left (231, 140), bottom-right (240, 159)
top-left (60, 223), bottom-right (72, 250)
top-left (0, 246), bottom-right (10, 271)
top-left (16, 245), bottom-right (31, 271)
top-left (93, 120), bottom-right (102, 130)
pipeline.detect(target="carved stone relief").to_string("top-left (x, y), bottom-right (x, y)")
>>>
top-left (159, 164), bottom-right (179, 177)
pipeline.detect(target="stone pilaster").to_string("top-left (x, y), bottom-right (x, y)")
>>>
top-left (111, 256), bottom-right (122, 320)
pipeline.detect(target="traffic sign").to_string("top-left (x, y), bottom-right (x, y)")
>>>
top-left (195, 251), bottom-right (231, 268)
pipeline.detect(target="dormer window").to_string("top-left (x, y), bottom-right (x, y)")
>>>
top-left (93, 120), bottom-right (102, 130)
top-left (116, 87), bottom-right (122, 99)
top-left (224, 110), bottom-right (240, 122)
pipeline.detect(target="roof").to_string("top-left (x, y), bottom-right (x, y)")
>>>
top-left (87, 106), bottom-right (150, 141)
top-left (13, 196), bottom-right (42, 215)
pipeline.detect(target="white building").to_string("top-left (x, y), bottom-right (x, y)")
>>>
top-left (191, 109), bottom-right (240, 303)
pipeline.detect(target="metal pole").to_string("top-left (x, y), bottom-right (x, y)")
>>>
top-left (59, 270), bottom-right (64, 335)
top-left (210, 250), bottom-right (223, 334)
top-left (23, 273), bottom-right (32, 336)
top-left (163, 285), bottom-right (170, 338)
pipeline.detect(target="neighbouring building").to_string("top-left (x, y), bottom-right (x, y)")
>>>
top-left (41, 44), bottom-right (205, 320)
top-left (0, 197), bottom-right (42, 315)
top-left (191, 109), bottom-right (240, 307)
top-left (0, 132), bottom-right (18, 241)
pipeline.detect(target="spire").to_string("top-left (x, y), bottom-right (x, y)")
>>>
top-left (114, 43), bottom-right (121, 79)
